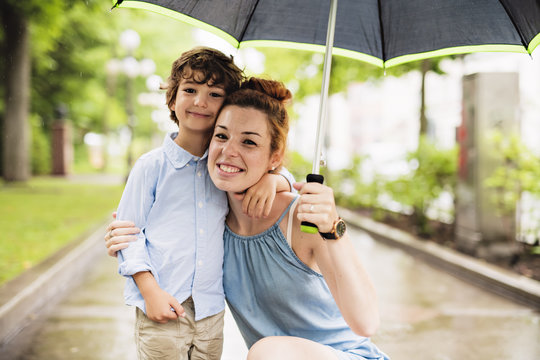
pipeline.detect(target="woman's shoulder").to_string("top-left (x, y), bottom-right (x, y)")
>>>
top-left (271, 192), bottom-right (300, 226)
top-left (275, 192), bottom-right (299, 209)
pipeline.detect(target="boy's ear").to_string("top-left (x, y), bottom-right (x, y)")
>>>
top-left (168, 100), bottom-right (175, 111)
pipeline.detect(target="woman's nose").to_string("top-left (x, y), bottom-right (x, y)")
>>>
top-left (222, 141), bottom-right (238, 156)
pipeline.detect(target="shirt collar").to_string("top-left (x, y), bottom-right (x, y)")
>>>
top-left (163, 132), bottom-right (208, 169)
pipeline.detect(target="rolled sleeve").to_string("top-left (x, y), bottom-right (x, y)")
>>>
top-left (117, 232), bottom-right (157, 279)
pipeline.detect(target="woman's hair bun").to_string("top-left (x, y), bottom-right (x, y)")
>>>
top-left (241, 77), bottom-right (292, 104)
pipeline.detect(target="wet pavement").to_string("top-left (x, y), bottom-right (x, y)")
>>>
top-left (16, 227), bottom-right (540, 360)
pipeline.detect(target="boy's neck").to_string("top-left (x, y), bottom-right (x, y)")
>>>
top-left (174, 129), bottom-right (211, 157)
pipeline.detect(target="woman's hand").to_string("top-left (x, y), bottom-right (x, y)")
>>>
top-left (104, 218), bottom-right (140, 257)
top-left (293, 181), bottom-right (339, 233)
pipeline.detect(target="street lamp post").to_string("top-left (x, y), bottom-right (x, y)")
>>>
top-left (106, 29), bottom-right (156, 176)
top-left (119, 29), bottom-right (141, 171)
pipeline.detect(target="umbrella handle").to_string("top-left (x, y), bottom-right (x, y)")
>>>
top-left (300, 174), bottom-right (325, 234)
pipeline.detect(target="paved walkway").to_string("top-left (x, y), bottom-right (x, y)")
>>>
top-left (12, 226), bottom-right (540, 360)
top-left (15, 253), bottom-right (248, 360)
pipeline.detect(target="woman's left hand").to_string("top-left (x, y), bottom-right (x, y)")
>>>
top-left (293, 181), bottom-right (339, 233)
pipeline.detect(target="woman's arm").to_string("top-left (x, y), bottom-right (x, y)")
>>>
top-left (293, 182), bottom-right (380, 337)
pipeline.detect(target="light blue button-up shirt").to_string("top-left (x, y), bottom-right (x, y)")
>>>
top-left (116, 132), bottom-right (228, 321)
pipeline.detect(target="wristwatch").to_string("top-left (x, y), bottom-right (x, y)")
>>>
top-left (319, 218), bottom-right (346, 240)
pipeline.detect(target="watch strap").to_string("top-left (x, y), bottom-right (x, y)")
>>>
top-left (319, 218), bottom-right (345, 240)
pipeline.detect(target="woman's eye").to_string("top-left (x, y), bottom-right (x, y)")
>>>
top-left (215, 133), bottom-right (227, 140)
top-left (243, 139), bottom-right (257, 146)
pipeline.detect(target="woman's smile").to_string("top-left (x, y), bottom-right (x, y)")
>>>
top-left (217, 163), bottom-right (244, 175)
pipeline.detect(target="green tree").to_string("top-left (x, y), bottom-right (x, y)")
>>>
top-left (0, 1), bottom-right (64, 181)
top-left (485, 132), bottom-right (540, 218)
top-left (0, 0), bottom-right (112, 181)
top-left (385, 136), bottom-right (457, 235)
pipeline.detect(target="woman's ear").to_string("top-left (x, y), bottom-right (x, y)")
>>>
top-left (269, 150), bottom-right (283, 172)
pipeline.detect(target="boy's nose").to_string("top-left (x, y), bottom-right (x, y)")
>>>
top-left (194, 94), bottom-right (208, 108)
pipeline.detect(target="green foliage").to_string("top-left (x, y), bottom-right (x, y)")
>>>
top-left (327, 155), bottom-right (384, 211)
top-left (259, 49), bottom-right (385, 103)
top-left (0, 177), bottom-right (123, 285)
top-left (30, 114), bottom-right (51, 175)
top-left (484, 132), bottom-right (540, 216)
top-left (2, 0), bottom-right (63, 20)
top-left (286, 151), bottom-right (313, 183)
top-left (385, 136), bottom-right (457, 234)
top-left (30, 0), bottom-right (117, 132)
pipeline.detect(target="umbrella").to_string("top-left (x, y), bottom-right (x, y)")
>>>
top-left (112, 0), bottom-right (540, 171)
top-left (112, 0), bottom-right (540, 230)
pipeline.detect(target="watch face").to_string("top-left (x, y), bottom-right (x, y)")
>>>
top-left (336, 219), bottom-right (346, 237)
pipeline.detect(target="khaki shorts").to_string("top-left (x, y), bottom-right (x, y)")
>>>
top-left (135, 297), bottom-right (224, 360)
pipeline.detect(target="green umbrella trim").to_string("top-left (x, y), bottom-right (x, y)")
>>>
top-left (238, 40), bottom-right (384, 67)
top-left (118, 1), bottom-right (241, 47)
top-left (530, 33), bottom-right (540, 54)
top-left (385, 44), bottom-right (530, 67)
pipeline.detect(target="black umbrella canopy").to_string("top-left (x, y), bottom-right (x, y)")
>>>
top-left (116, 0), bottom-right (540, 67)
top-left (113, 0), bottom-right (540, 180)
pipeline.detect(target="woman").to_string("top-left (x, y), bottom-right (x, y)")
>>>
top-left (106, 78), bottom-right (389, 360)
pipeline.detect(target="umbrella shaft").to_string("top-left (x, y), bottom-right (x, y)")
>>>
top-left (313, 0), bottom-right (338, 174)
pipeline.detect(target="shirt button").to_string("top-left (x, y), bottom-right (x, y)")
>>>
top-left (198, 201), bottom-right (203, 208)
top-left (199, 229), bottom-right (204, 235)
top-left (197, 171), bottom-right (202, 177)
top-left (198, 260), bottom-right (203, 266)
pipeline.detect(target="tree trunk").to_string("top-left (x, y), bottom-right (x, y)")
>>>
top-left (2, 3), bottom-right (31, 182)
top-left (419, 59), bottom-right (430, 136)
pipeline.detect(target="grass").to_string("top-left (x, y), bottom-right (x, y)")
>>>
top-left (0, 176), bottom-right (124, 286)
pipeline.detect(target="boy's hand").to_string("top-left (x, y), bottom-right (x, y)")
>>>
top-left (242, 173), bottom-right (278, 218)
top-left (144, 287), bottom-right (186, 323)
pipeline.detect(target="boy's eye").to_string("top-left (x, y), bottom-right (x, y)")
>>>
top-left (183, 88), bottom-right (195, 93)
top-left (210, 92), bottom-right (224, 98)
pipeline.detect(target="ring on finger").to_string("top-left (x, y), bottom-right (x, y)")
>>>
top-left (309, 204), bottom-right (315, 212)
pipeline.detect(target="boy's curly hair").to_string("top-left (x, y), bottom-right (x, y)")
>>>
top-left (165, 47), bottom-right (245, 125)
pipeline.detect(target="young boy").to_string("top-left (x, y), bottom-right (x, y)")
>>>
top-left (115, 47), bottom-right (293, 359)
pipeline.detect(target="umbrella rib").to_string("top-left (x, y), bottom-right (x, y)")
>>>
top-left (497, 0), bottom-right (530, 53)
top-left (237, 0), bottom-right (261, 43)
top-left (376, 0), bottom-right (387, 66)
